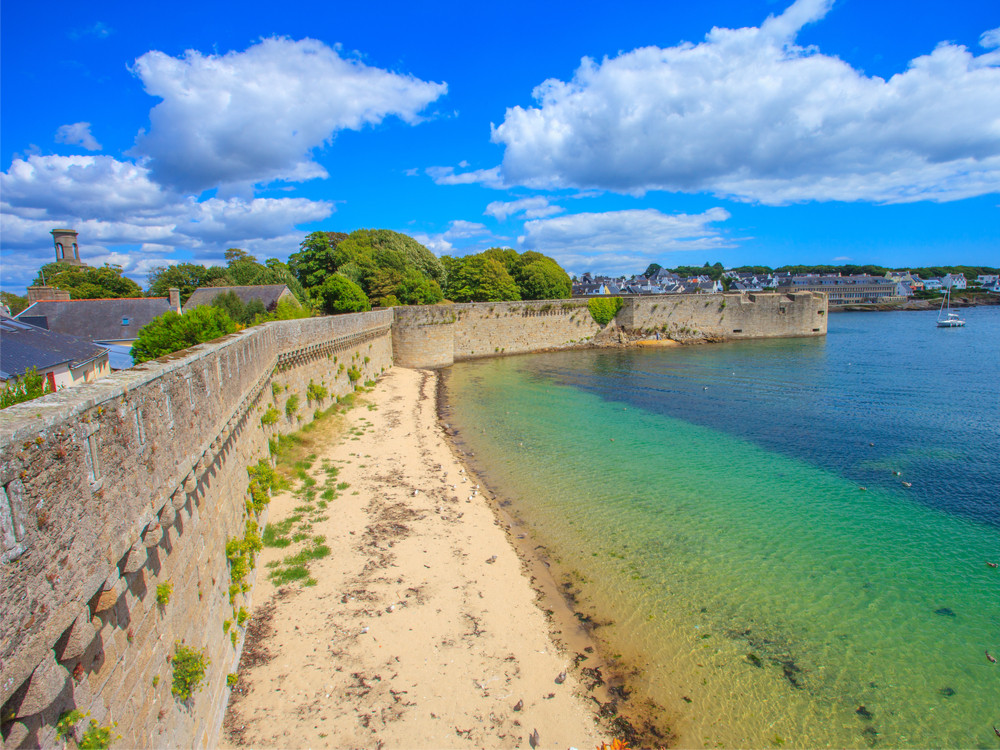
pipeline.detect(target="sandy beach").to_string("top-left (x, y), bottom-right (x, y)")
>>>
top-left (223, 367), bottom-right (609, 749)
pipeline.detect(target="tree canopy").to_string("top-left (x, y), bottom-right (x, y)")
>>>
top-left (443, 254), bottom-right (520, 302)
top-left (287, 232), bottom-right (349, 290)
top-left (147, 263), bottom-right (230, 302)
top-left (442, 248), bottom-right (570, 302)
top-left (1, 291), bottom-right (28, 315)
top-left (34, 262), bottom-right (143, 299)
top-left (315, 274), bottom-right (371, 315)
top-left (131, 306), bottom-right (238, 364)
top-left (289, 229), bottom-right (444, 307)
top-left (145, 252), bottom-right (308, 305)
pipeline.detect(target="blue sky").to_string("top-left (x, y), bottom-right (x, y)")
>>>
top-left (1, 0), bottom-right (998, 293)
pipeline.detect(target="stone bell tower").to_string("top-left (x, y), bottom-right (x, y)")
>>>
top-left (51, 228), bottom-right (85, 265)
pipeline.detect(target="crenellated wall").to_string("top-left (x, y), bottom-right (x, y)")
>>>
top-left (0, 311), bottom-right (392, 749)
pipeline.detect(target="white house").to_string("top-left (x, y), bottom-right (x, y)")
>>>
top-left (942, 273), bottom-right (967, 290)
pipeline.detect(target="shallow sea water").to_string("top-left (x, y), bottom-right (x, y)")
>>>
top-left (444, 306), bottom-right (1000, 748)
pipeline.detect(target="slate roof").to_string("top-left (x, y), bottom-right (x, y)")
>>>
top-left (183, 284), bottom-right (293, 312)
top-left (0, 316), bottom-right (108, 380)
top-left (16, 297), bottom-right (175, 343)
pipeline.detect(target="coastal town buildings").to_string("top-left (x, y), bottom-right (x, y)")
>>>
top-left (775, 275), bottom-right (906, 304)
top-left (886, 270), bottom-right (924, 291)
top-left (941, 273), bottom-right (967, 290)
top-left (571, 269), bottom-right (937, 304)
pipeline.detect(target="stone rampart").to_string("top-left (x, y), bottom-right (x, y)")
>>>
top-left (620, 292), bottom-right (827, 341)
top-left (393, 293), bottom-right (826, 367)
top-left (0, 310), bottom-right (392, 749)
top-left (394, 300), bottom-right (602, 368)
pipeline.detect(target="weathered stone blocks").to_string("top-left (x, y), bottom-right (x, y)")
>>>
top-left (12, 652), bottom-right (67, 719)
top-left (56, 607), bottom-right (97, 662)
top-left (1, 311), bottom-right (394, 748)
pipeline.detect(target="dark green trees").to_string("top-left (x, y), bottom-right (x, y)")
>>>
top-left (441, 248), bottom-right (570, 302)
top-left (289, 229), bottom-right (444, 309)
top-left (443, 254), bottom-right (520, 302)
top-left (34, 262), bottom-right (143, 299)
top-left (146, 252), bottom-right (307, 306)
top-left (147, 263), bottom-right (230, 303)
top-left (132, 306), bottom-right (238, 364)
top-left (316, 275), bottom-right (371, 315)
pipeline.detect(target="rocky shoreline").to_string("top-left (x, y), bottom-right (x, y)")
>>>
top-left (830, 294), bottom-right (999, 312)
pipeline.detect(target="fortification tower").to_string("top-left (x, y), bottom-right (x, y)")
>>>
top-left (51, 228), bottom-right (85, 265)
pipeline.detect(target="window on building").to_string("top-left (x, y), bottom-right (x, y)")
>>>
top-left (122, 317), bottom-right (130, 326)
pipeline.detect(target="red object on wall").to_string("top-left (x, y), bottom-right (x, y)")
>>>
top-left (46, 371), bottom-right (57, 393)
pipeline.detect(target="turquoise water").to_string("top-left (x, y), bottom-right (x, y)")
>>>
top-left (444, 307), bottom-right (1000, 748)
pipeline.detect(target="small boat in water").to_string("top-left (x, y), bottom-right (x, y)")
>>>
top-left (936, 289), bottom-right (965, 328)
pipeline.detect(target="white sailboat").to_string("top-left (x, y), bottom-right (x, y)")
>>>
top-left (936, 288), bottom-right (965, 328)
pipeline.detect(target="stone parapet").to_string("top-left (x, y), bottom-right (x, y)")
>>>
top-left (0, 313), bottom-right (393, 748)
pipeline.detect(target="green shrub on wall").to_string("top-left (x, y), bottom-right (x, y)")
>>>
top-left (306, 380), bottom-right (328, 403)
top-left (56, 710), bottom-right (118, 749)
top-left (156, 581), bottom-right (173, 606)
top-left (260, 405), bottom-right (280, 426)
top-left (171, 643), bottom-right (208, 701)
top-left (587, 297), bottom-right (623, 326)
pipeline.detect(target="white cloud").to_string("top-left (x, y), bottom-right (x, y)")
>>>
top-left (55, 122), bottom-right (102, 151)
top-left (519, 208), bottom-right (733, 275)
top-left (130, 37), bottom-right (447, 192)
top-left (0, 154), bottom-right (333, 290)
top-left (426, 165), bottom-right (504, 189)
top-left (484, 197), bottom-right (563, 221)
top-left (832, 256), bottom-right (853, 261)
top-left (3, 155), bottom-right (170, 219)
top-left (491, 0), bottom-right (1000, 205)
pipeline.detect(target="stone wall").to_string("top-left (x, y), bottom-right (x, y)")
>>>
top-left (390, 307), bottom-right (456, 369)
top-left (393, 300), bottom-right (602, 368)
top-left (0, 294), bottom-right (825, 747)
top-left (619, 292), bottom-right (827, 341)
top-left (393, 293), bottom-right (827, 367)
top-left (0, 310), bottom-right (392, 749)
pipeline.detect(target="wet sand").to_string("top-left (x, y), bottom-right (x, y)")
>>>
top-left (222, 367), bottom-right (609, 749)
